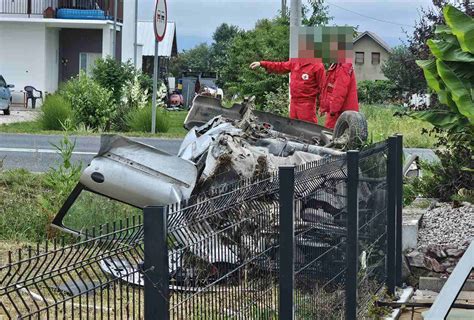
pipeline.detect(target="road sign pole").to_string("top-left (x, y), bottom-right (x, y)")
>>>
top-left (151, 40), bottom-right (159, 134)
top-left (152, 0), bottom-right (167, 134)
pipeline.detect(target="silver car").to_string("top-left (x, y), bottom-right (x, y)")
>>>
top-left (0, 75), bottom-right (14, 115)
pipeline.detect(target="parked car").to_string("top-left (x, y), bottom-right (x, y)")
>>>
top-left (0, 75), bottom-right (14, 115)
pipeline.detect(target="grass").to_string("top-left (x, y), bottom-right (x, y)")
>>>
top-left (0, 169), bottom-right (139, 242)
top-left (360, 104), bottom-right (436, 148)
top-left (0, 110), bottom-right (188, 138)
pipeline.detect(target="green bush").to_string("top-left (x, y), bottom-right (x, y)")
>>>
top-left (126, 105), bottom-right (170, 133)
top-left (408, 5), bottom-right (474, 201)
top-left (61, 71), bottom-right (116, 130)
top-left (39, 94), bottom-right (72, 130)
top-left (357, 80), bottom-right (398, 104)
top-left (262, 83), bottom-right (289, 117)
top-left (91, 57), bottom-right (135, 105)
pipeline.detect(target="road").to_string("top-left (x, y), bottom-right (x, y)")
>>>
top-left (0, 133), bottom-right (182, 172)
top-left (0, 133), bottom-right (439, 172)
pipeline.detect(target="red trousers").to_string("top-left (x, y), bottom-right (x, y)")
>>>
top-left (324, 112), bottom-right (341, 129)
top-left (289, 98), bottom-right (318, 124)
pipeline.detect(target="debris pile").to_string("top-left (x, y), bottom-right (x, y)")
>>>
top-left (406, 202), bottom-right (473, 275)
top-left (418, 202), bottom-right (474, 249)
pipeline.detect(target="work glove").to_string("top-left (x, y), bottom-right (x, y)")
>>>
top-left (249, 62), bottom-right (261, 69)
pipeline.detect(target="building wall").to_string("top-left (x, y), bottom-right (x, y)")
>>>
top-left (45, 27), bottom-right (59, 93)
top-left (122, 0), bottom-right (137, 66)
top-left (59, 28), bottom-right (102, 82)
top-left (353, 36), bottom-right (389, 82)
top-left (0, 22), bottom-right (47, 98)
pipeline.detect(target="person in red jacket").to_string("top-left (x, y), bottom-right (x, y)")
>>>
top-left (319, 62), bottom-right (359, 129)
top-left (249, 59), bottom-right (325, 123)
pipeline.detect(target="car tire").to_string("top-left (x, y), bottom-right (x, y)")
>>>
top-left (4, 108), bottom-right (10, 115)
top-left (332, 111), bottom-right (368, 149)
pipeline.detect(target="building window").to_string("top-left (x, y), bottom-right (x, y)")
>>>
top-left (355, 52), bottom-right (364, 65)
top-left (372, 52), bottom-right (381, 65)
top-left (79, 52), bottom-right (102, 76)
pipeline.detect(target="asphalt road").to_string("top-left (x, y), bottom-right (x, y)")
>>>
top-left (0, 133), bottom-right (439, 172)
top-left (0, 133), bottom-right (182, 172)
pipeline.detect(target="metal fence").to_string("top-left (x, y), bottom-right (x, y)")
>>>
top-left (0, 136), bottom-right (403, 319)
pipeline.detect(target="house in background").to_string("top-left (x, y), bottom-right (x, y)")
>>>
top-left (352, 31), bottom-right (391, 81)
top-left (0, 0), bottom-right (140, 103)
top-left (137, 21), bottom-right (177, 78)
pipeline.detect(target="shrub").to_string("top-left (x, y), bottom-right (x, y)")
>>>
top-left (39, 94), bottom-right (72, 130)
top-left (61, 71), bottom-right (116, 130)
top-left (91, 57), bottom-right (135, 105)
top-left (262, 83), bottom-right (289, 117)
top-left (126, 105), bottom-right (170, 133)
top-left (357, 80), bottom-right (398, 104)
top-left (407, 5), bottom-right (474, 200)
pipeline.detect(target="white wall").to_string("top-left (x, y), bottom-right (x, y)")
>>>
top-left (353, 36), bottom-right (389, 82)
top-left (0, 22), bottom-right (47, 98)
top-left (102, 26), bottom-right (113, 58)
top-left (122, 0), bottom-right (138, 66)
top-left (45, 27), bottom-right (59, 93)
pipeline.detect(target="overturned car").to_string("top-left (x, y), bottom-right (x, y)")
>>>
top-left (52, 95), bottom-right (376, 285)
top-left (52, 95), bottom-right (368, 232)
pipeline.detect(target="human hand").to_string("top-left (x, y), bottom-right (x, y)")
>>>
top-left (250, 62), bottom-right (261, 69)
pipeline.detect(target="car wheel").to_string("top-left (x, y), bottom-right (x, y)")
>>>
top-left (332, 111), bottom-right (368, 150)
top-left (4, 108), bottom-right (10, 115)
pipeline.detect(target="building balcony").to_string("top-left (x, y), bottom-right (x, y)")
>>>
top-left (0, 0), bottom-right (123, 21)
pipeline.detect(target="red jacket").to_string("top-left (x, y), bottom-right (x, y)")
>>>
top-left (320, 63), bottom-right (359, 114)
top-left (260, 60), bottom-right (325, 100)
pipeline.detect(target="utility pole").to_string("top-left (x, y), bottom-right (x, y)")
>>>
top-left (112, 0), bottom-right (118, 60)
top-left (288, 0), bottom-right (301, 104)
top-left (134, 0), bottom-right (138, 67)
top-left (281, 0), bottom-right (287, 18)
top-left (290, 0), bottom-right (301, 55)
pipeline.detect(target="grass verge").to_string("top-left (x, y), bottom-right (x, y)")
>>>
top-left (0, 111), bottom-right (188, 138)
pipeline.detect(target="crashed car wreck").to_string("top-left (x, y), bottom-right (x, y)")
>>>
top-left (51, 95), bottom-right (373, 285)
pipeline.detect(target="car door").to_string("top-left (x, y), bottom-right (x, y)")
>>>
top-left (0, 76), bottom-right (9, 109)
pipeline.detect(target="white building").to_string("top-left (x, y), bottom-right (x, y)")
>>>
top-left (137, 21), bottom-right (177, 77)
top-left (0, 0), bottom-right (140, 99)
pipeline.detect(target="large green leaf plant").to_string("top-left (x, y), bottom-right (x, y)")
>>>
top-left (411, 5), bottom-right (474, 133)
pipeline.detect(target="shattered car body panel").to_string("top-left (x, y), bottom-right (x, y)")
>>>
top-left (185, 95), bottom-right (334, 145)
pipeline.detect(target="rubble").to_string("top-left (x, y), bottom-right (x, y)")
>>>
top-left (418, 202), bottom-right (474, 249)
top-left (405, 202), bottom-right (473, 275)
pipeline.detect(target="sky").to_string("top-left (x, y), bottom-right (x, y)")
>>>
top-left (138, 0), bottom-right (434, 51)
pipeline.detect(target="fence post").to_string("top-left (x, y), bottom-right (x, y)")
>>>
top-left (279, 165), bottom-right (295, 320)
top-left (27, 0), bottom-right (31, 16)
top-left (346, 150), bottom-right (359, 320)
top-left (386, 136), bottom-right (397, 294)
top-left (395, 135), bottom-right (404, 285)
top-left (144, 206), bottom-right (169, 320)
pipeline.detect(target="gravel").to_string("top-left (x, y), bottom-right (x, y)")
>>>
top-left (418, 202), bottom-right (474, 249)
top-left (0, 109), bottom-right (39, 125)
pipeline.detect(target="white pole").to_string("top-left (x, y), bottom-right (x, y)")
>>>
top-left (151, 40), bottom-right (159, 134)
top-left (113, 0), bottom-right (118, 59)
top-left (290, 0), bottom-right (301, 56)
top-left (134, 0), bottom-right (138, 67)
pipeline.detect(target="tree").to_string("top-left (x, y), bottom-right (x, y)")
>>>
top-left (408, 5), bottom-right (473, 201)
top-left (211, 23), bottom-right (242, 84)
top-left (302, 0), bottom-right (332, 26)
top-left (221, 1), bottom-right (332, 103)
top-left (382, 45), bottom-right (427, 94)
top-left (169, 43), bottom-right (213, 76)
top-left (221, 17), bottom-right (290, 104)
top-left (404, 0), bottom-right (473, 89)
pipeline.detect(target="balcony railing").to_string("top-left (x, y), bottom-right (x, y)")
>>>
top-left (0, 0), bottom-right (123, 21)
